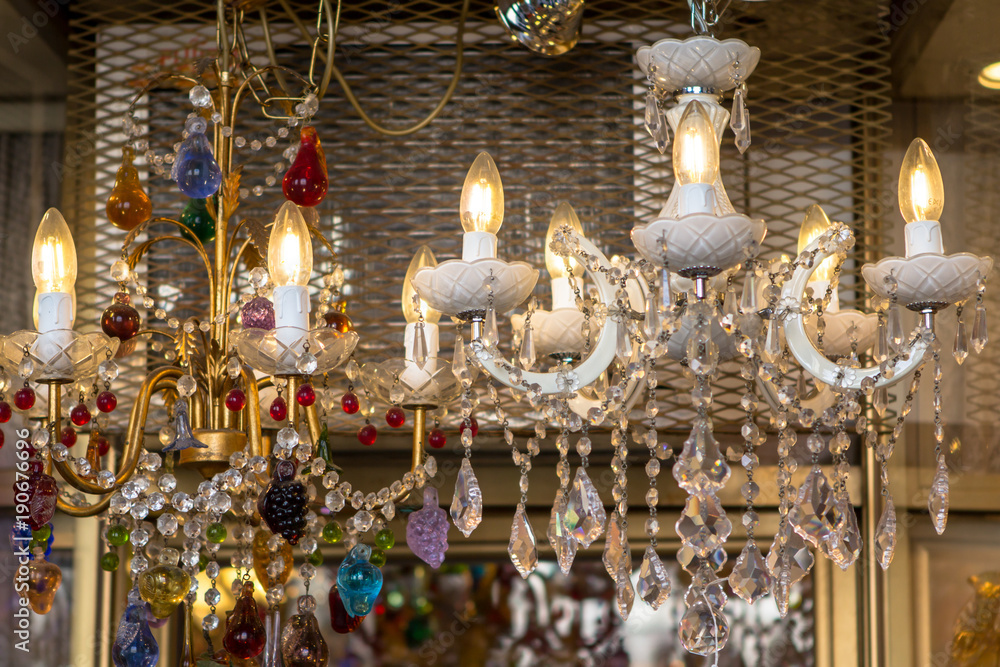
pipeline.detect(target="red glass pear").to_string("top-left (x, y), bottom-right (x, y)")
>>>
top-left (282, 127), bottom-right (328, 207)
top-left (223, 582), bottom-right (267, 659)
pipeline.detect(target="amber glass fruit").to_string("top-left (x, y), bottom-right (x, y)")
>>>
top-left (223, 582), bottom-right (267, 659)
top-left (138, 548), bottom-right (192, 619)
top-left (106, 146), bottom-right (152, 231)
top-left (21, 548), bottom-right (62, 614)
top-left (252, 530), bottom-right (293, 589)
top-left (102, 292), bottom-right (141, 341)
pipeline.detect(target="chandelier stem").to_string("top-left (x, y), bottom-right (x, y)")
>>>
top-left (47, 381), bottom-right (62, 471)
top-left (693, 276), bottom-right (708, 300)
top-left (469, 319), bottom-right (484, 341)
top-left (412, 406), bottom-right (427, 473)
top-left (921, 309), bottom-right (934, 332)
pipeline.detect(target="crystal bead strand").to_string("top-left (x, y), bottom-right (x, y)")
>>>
top-left (604, 405), bottom-right (634, 620)
top-left (929, 342), bottom-right (950, 534)
top-left (972, 279), bottom-right (989, 353)
top-left (638, 364), bottom-right (671, 610)
top-left (494, 380), bottom-right (537, 578)
top-left (450, 370), bottom-right (483, 538)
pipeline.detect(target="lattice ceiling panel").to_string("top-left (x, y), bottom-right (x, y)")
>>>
top-left (62, 0), bottom-right (892, 435)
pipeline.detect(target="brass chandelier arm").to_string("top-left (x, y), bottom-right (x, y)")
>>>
top-left (125, 73), bottom-right (201, 114)
top-left (127, 234), bottom-right (214, 287)
top-left (240, 366), bottom-right (264, 459)
top-left (258, 8), bottom-right (292, 98)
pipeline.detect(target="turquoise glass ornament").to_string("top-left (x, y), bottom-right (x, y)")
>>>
top-left (336, 544), bottom-right (382, 617)
top-left (113, 589), bottom-right (159, 667)
top-left (179, 198), bottom-right (216, 243)
top-left (172, 116), bottom-right (222, 199)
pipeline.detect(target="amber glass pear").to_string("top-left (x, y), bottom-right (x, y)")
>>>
top-left (138, 548), bottom-right (192, 618)
top-left (223, 582), bottom-right (267, 659)
top-left (106, 146), bottom-right (152, 231)
top-left (252, 530), bottom-right (293, 589)
top-left (280, 597), bottom-right (329, 667)
top-left (21, 548), bottom-right (62, 614)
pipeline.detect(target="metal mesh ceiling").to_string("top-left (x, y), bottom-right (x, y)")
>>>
top-left (62, 0), bottom-right (893, 435)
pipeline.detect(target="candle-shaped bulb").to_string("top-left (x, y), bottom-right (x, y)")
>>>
top-left (899, 138), bottom-right (944, 224)
top-left (797, 204), bottom-right (837, 282)
top-left (460, 152), bottom-right (504, 234)
top-left (402, 246), bottom-right (440, 324)
top-left (32, 208), bottom-right (77, 294)
top-left (268, 201), bottom-right (313, 287)
top-left (545, 202), bottom-right (585, 279)
top-left (673, 101), bottom-right (720, 186)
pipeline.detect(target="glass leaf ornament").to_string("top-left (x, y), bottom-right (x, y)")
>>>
top-left (138, 548), bottom-right (192, 618)
top-left (20, 547), bottom-right (61, 614)
top-left (172, 116), bottom-right (222, 199)
top-left (27, 463), bottom-right (58, 530)
top-left (179, 198), bottom-right (215, 243)
top-left (223, 582), bottom-right (267, 659)
top-left (547, 488), bottom-right (577, 574)
top-left (329, 587), bottom-right (365, 634)
top-left (106, 146), bottom-right (152, 231)
top-left (637, 546), bottom-right (671, 610)
top-left (928, 454), bottom-right (950, 535)
top-left (673, 419), bottom-right (731, 494)
top-left (101, 291), bottom-right (141, 342)
top-left (565, 466), bottom-right (606, 547)
top-left (450, 457), bottom-right (483, 537)
top-left (406, 486), bottom-right (450, 569)
top-left (280, 595), bottom-right (329, 667)
top-left (728, 541), bottom-right (772, 604)
top-left (615, 560), bottom-right (636, 620)
top-left (258, 459), bottom-right (308, 545)
top-left (253, 530), bottom-right (293, 590)
top-left (283, 127), bottom-right (329, 207)
top-left (112, 589), bottom-right (158, 667)
top-left (161, 400), bottom-right (208, 453)
top-left (508, 503), bottom-right (538, 578)
top-left (336, 544), bottom-right (383, 617)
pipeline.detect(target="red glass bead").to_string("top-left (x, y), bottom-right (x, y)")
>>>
top-left (101, 292), bottom-right (141, 341)
top-left (226, 388), bottom-right (247, 412)
top-left (0, 401), bottom-right (11, 422)
top-left (61, 426), bottom-right (77, 448)
top-left (296, 383), bottom-right (316, 407)
top-left (70, 403), bottom-right (91, 426)
top-left (385, 407), bottom-right (405, 428)
top-left (270, 396), bottom-right (288, 422)
top-left (0, 429), bottom-right (4, 450)
top-left (329, 587), bottom-right (365, 634)
top-left (341, 392), bottom-right (360, 414)
top-left (14, 387), bottom-right (35, 411)
top-left (94, 435), bottom-right (110, 457)
top-left (223, 582), bottom-right (267, 659)
top-left (428, 428), bottom-right (446, 449)
top-left (358, 424), bottom-right (377, 446)
top-left (28, 460), bottom-right (44, 476)
top-left (282, 126), bottom-right (328, 207)
top-left (459, 415), bottom-right (479, 438)
top-left (96, 390), bottom-right (117, 413)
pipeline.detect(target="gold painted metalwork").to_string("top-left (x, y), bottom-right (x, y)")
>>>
top-left (179, 429), bottom-right (248, 478)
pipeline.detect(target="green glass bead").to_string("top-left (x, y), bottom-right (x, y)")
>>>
top-left (370, 548), bottom-right (386, 568)
top-left (322, 522), bottom-right (342, 544)
top-left (207, 522), bottom-right (227, 543)
top-left (375, 528), bottom-right (395, 550)
top-left (101, 552), bottom-right (120, 572)
top-left (199, 554), bottom-right (209, 572)
top-left (179, 197), bottom-right (216, 243)
top-left (28, 539), bottom-right (44, 552)
top-left (107, 524), bottom-right (129, 546)
top-left (33, 525), bottom-right (52, 541)
top-left (307, 550), bottom-right (323, 566)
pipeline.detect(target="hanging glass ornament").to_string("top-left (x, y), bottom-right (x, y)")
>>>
top-left (280, 595), bottom-right (329, 667)
top-left (101, 292), bottom-right (141, 342)
top-left (406, 486), bottom-right (450, 568)
top-left (450, 457), bottom-right (483, 537)
top-left (253, 530), bottom-right (294, 590)
top-left (161, 400), bottom-right (208, 453)
top-left (26, 461), bottom-right (57, 530)
top-left (138, 547), bottom-right (191, 618)
top-left (329, 587), bottom-right (365, 634)
top-left (20, 546), bottom-right (61, 614)
top-left (241, 296), bottom-right (276, 330)
top-left (106, 146), bottom-right (152, 231)
top-left (258, 460), bottom-right (308, 545)
top-left (112, 589), bottom-right (158, 667)
top-left (336, 544), bottom-right (383, 617)
top-left (283, 127), bottom-right (329, 207)
top-left (172, 116), bottom-right (222, 199)
top-left (179, 198), bottom-right (216, 244)
top-left (223, 582), bottom-right (267, 659)
top-left (322, 302), bottom-right (355, 333)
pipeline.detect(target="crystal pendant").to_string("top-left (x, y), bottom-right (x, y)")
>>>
top-left (407, 486), bottom-right (450, 568)
top-left (519, 324), bottom-right (536, 370)
top-left (740, 272), bottom-right (759, 313)
top-left (653, 113), bottom-right (669, 154)
top-left (728, 541), bottom-right (772, 604)
top-left (112, 589), bottom-right (158, 667)
top-left (547, 488), bottom-right (577, 574)
top-left (875, 322), bottom-right (889, 363)
top-left (887, 304), bottom-right (904, 347)
top-left (763, 318), bottom-right (781, 361)
top-left (602, 511), bottom-right (630, 580)
top-left (734, 108), bottom-right (751, 154)
top-left (508, 504), bottom-right (538, 578)
top-left (676, 493), bottom-right (732, 558)
top-left (821, 495), bottom-right (862, 570)
top-left (773, 562), bottom-right (792, 618)
top-left (179, 198), bottom-right (215, 243)
top-left (138, 548), bottom-right (192, 618)
top-left (450, 457), bottom-right (483, 537)
top-left (874, 496), bottom-right (897, 570)
top-left (282, 127), bottom-right (329, 207)
top-left (482, 305), bottom-right (498, 347)
top-left (644, 90), bottom-right (660, 138)
top-left (413, 322), bottom-right (429, 368)
top-left (172, 116), bottom-right (222, 199)
top-left (263, 607), bottom-right (281, 667)
top-left (643, 294), bottom-right (660, 340)
top-left (673, 420), bottom-right (731, 494)
top-left (679, 599), bottom-right (730, 655)
top-left (452, 332), bottom-right (466, 377)
top-left (765, 523), bottom-right (814, 586)
top-left (788, 466), bottom-right (845, 548)
top-left (615, 561), bottom-right (636, 620)
top-left (223, 582), bottom-right (267, 659)
top-left (637, 546), bottom-right (671, 610)
top-left (928, 454), bottom-right (950, 535)
top-left (336, 544), bottom-right (383, 617)
top-left (106, 146), bottom-right (152, 231)
top-left (730, 88), bottom-right (746, 132)
top-left (972, 305), bottom-right (988, 353)
top-left (565, 466), bottom-right (607, 547)
top-left (280, 596), bottom-right (330, 667)
top-left (873, 385), bottom-right (889, 416)
top-left (954, 317), bottom-right (969, 365)
top-left (616, 318), bottom-right (632, 364)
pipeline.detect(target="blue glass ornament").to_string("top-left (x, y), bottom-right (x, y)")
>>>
top-left (113, 589), bottom-right (159, 667)
top-left (172, 116), bottom-right (222, 199)
top-left (336, 544), bottom-right (382, 617)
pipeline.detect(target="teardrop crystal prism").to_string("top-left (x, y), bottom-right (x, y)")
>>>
top-left (873, 385), bottom-right (889, 416)
top-left (616, 318), bottom-right (632, 364)
top-left (660, 268), bottom-right (674, 310)
top-left (728, 541), bottom-right (772, 604)
top-left (615, 562), bottom-right (635, 620)
top-left (821, 495), bottom-right (862, 570)
top-left (679, 599), bottom-right (730, 656)
top-left (637, 546), bottom-right (671, 610)
top-left (643, 293), bottom-right (661, 340)
top-left (887, 305), bottom-right (904, 347)
top-left (954, 317), bottom-right (969, 364)
top-left (675, 492), bottom-right (732, 558)
top-left (450, 457), bottom-right (483, 537)
top-left (644, 90), bottom-right (660, 138)
top-left (452, 332), bottom-right (466, 377)
top-left (730, 89), bottom-right (746, 131)
top-left (565, 466), bottom-right (607, 547)
top-left (740, 272), bottom-right (759, 313)
top-left (508, 504), bottom-right (538, 578)
top-left (653, 114), bottom-right (669, 154)
top-left (518, 324), bottom-right (536, 370)
top-left (602, 511), bottom-right (630, 580)
top-left (482, 306), bottom-right (498, 347)
top-left (765, 523), bottom-right (814, 586)
top-left (763, 318), bottom-right (781, 361)
top-left (972, 305), bottom-right (988, 353)
top-left (547, 488), bottom-right (577, 574)
top-left (928, 454), bottom-right (950, 535)
top-left (874, 496), bottom-right (897, 570)
top-left (672, 419), bottom-right (731, 494)
top-left (734, 108), bottom-right (751, 154)
top-left (875, 321), bottom-right (889, 363)
top-left (788, 466), bottom-right (845, 549)
top-left (413, 322), bottom-right (429, 368)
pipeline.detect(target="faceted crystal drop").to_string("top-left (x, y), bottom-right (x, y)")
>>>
top-left (565, 466), bottom-right (607, 547)
top-left (508, 504), bottom-right (538, 578)
top-left (602, 511), bottom-right (630, 580)
top-left (874, 496), bottom-right (897, 570)
top-left (482, 306), bottom-right (498, 347)
top-left (822, 495), bottom-right (862, 570)
top-left (643, 90), bottom-right (660, 138)
top-left (172, 117), bottom-right (222, 199)
top-left (179, 198), bottom-right (215, 243)
top-left (788, 466), bottom-right (845, 549)
top-left (887, 305), bottom-right (903, 347)
top-left (616, 319), bottom-right (632, 364)
top-left (672, 420), bottom-right (731, 494)
top-left (106, 146), bottom-right (152, 231)
top-left (765, 525), bottom-right (814, 587)
top-left (873, 386), bottom-right (889, 417)
top-left (643, 293), bottom-right (661, 340)
top-left (407, 486), bottom-right (450, 568)
top-left (282, 127), bottom-right (329, 207)
top-left (450, 457), bottom-right (483, 537)
top-left (728, 541), bottom-right (772, 604)
top-left (653, 114), bottom-right (669, 154)
top-left (452, 333), bottom-right (466, 377)
top-left (615, 563), bottom-right (635, 620)
top-left (763, 318), bottom-right (781, 361)
top-left (223, 582), bottom-right (267, 659)
top-left (772, 566), bottom-right (792, 618)
top-left (660, 268), bottom-right (674, 309)
top-left (972, 305), bottom-right (988, 353)
top-left (637, 546), bottom-right (671, 610)
top-left (413, 322), bottom-right (429, 368)
top-left (112, 590), bottom-right (158, 667)
top-left (928, 455), bottom-right (950, 535)
top-left (518, 325), bottom-right (536, 370)
top-left (547, 488), bottom-right (577, 574)
top-left (734, 108), bottom-right (751, 154)
top-left (875, 322), bottom-right (889, 363)
top-left (675, 493), bottom-right (732, 558)
top-left (679, 599), bottom-right (730, 656)
top-left (730, 89), bottom-right (746, 131)
top-left (740, 272), bottom-right (759, 313)
top-left (263, 607), bottom-right (281, 667)
top-left (954, 318), bottom-right (969, 365)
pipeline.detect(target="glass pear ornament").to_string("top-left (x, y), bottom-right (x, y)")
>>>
top-left (112, 589), bottom-right (159, 667)
top-left (20, 547), bottom-right (62, 614)
top-left (283, 127), bottom-right (328, 207)
top-left (280, 595), bottom-right (330, 666)
top-left (138, 547), bottom-right (192, 618)
top-left (172, 116), bottom-right (222, 199)
top-left (223, 581), bottom-right (267, 659)
top-left (336, 543), bottom-right (383, 617)
top-left (106, 146), bottom-right (152, 231)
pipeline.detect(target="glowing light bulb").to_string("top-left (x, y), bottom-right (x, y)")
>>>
top-left (268, 201), bottom-right (313, 287)
top-left (673, 101), bottom-right (720, 186)
top-left (402, 246), bottom-right (441, 324)
top-left (32, 208), bottom-right (77, 294)
top-left (797, 205), bottom-right (838, 283)
top-left (898, 138), bottom-right (944, 224)
top-left (545, 202), bottom-right (585, 280)
top-left (460, 152), bottom-right (504, 234)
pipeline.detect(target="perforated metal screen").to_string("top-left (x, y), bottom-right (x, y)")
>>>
top-left (61, 0), bottom-right (893, 434)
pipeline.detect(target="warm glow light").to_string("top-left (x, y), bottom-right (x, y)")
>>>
top-left (32, 208), bottom-right (77, 293)
top-left (402, 245), bottom-right (441, 324)
top-left (545, 202), bottom-right (585, 279)
top-left (267, 201), bottom-right (313, 286)
top-left (460, 152), bottom-right (504, 234)
top-left (898, 138), bottom-right (944, 224)
top-left (672, 101), bottom-right (720, 186)
top-left (979, 62), bottom-right (1000, 90)
top-left (797, 204), bottom-right (837, 282)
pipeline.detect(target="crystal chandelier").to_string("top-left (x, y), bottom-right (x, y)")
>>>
top-left (8, 0), bottom-right (993, 664)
